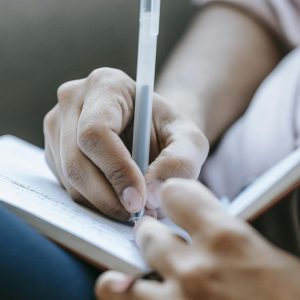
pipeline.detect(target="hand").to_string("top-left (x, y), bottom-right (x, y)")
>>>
top-left (96, 179), bottom-right (300, 299)
top-left (43, 68), bottom-right (208, 220)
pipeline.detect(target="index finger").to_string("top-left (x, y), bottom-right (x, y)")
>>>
top-left (77, 69), bottom-right (146, 214)
top-left (160, 179), bottom-right (228, 239)
top-left (134, 217), bottom-right (187, 276)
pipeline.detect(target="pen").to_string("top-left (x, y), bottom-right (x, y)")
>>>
top-left (130, 0), bottom-right (161, 223)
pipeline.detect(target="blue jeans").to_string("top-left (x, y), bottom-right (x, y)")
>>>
top-left (0, 204), bottom-right (99, 300)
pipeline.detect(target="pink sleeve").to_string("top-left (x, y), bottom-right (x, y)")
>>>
top-left (192, 0), bottom-right (300, 49)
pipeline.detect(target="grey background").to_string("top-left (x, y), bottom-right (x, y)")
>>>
top-left (0, 0), bottom-right (195, 146)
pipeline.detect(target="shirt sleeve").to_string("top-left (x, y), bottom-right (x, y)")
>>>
top-left (192, 0), bottom-right (300, 49)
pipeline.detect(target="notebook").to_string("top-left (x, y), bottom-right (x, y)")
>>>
top-left (0, 135), bottom-right (148, 275)
top-left (0, 135), bottom-right (300, 275)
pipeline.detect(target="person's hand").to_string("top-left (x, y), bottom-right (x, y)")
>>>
top-left (96, 179), bottom-right (300, 299)
top-left (43, 68), bottom-right (208, 220)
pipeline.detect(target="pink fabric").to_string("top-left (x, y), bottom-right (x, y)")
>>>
top-left (201, 48), bottom-right (300, 199)
top-left (193, 0), bottom-right (300, 49)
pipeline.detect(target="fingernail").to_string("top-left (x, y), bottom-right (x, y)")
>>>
top-left (110, 277), bottom-right (134, 294)
top-left (121, 187), bottom-right (143, 213)
top-left (146, 180), bottom-right (163, 209)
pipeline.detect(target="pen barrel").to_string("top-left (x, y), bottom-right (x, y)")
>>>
top-left (136, 12), bottom-right (158, 84)
top-left (132, 7), bottom-right (159, 174)
top-left (132, 84), bottom-right (153, 174)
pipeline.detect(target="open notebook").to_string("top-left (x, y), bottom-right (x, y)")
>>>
top-left (1, 135), bottom-right (300, 275)
top-left (0, 135), bottom-right (149, 275)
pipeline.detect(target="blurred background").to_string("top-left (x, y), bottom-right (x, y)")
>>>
top-left (0, 0), bottom-right (195, 147)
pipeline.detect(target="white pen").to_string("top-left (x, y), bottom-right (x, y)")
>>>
top-left (130, 0), bottom-right (161, 223)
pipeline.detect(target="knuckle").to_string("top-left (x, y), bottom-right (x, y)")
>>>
top-left (96, 104), bottom-right (119, 127)
top-left (88, 67), bottom-right (113, 81)
top-left (88, 68), bottom-right (128, 85)
top-left (177, 261), bottom-right (219, 297)
top-left (87, 68), bottom-right (134, 122)
top-left (213, 227), bottom-right (236, 246)
top-left (62, 160), bottom-right (85, 186)
top-left (87, 68), bottom-right (133, 95)
top-left (77, 122), bottom-right (103, 153)
top-left (161, 150), bottom-right (197, 179)
top-left (57, 82), bottom-right (75, 105)
top-left (114, 90), bottom-right (133, 122)
top-left (210, 222), bottom-right (248, 252)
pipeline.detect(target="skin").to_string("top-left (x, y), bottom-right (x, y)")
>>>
top-left (156, 4), bottom-right (283, 144)
top-left (44, 4), bottom-right (283, 219)
top-left (44, 3), bottom-right (297, 298)
top-left (96, 179), bottom-right (300, 300)
top-left (44, 68), bottom-right (208, 221)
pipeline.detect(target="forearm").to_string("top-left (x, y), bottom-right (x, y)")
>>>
top-left (156, 4), bottom-right (283, 144)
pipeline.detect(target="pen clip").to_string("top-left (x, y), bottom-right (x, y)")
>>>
top-left (150, 0), bottom-right (160, 36)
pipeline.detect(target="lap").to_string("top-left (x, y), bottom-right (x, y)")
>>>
top-left (0, 204), bottom-right (99, 300)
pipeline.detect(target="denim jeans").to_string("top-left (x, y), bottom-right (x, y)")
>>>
top-left (0, 204), bottom-right (99, 300)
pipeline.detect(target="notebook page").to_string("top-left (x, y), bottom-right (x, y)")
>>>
top-left (0, 135), bottom-right (147, 273)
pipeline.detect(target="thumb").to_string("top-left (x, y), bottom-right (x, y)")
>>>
top-left (145, 125), bottom-right (209, 209)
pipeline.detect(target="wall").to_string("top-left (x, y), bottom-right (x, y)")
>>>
top-left (0, 0), bottom-right (194, 146)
